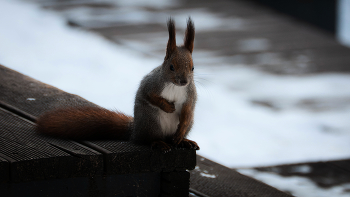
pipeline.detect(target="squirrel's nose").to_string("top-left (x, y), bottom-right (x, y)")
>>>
top-left (180, 79), bottom-right (188, 86)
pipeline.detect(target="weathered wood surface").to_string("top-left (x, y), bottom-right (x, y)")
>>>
top-left (3, 172), bottom-right (161, 197)
top-left (0, 107), bottom-right (103, 182)
top-left (0, 65), bottom-right (195, 196)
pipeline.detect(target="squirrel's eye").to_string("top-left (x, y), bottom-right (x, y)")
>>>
top-left (192, 67), bottom-right (194, 71)
top-left (170, 65), bottom-right (175, 71)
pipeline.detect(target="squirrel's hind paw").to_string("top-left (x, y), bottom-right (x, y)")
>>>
top-left (177, 139), bottom-right (200, 150)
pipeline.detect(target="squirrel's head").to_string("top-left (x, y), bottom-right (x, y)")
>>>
top-left (162, 17), bottom-right (195, 86)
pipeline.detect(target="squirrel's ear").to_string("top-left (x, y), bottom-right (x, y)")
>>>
top-left (184, 17), bottom-right (195, 53)
top-left (165, 18), bottom-right (176, 60)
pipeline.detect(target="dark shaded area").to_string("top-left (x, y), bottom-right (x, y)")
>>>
top-left (1, 173), bottom-right (160, 197)
top-left (251, 0), bottom-right (337, 34)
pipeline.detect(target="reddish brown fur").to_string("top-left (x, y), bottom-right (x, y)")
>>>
top-left (147, 92), bottom-right (175, 113)
top-left (172, 102), bottom-right (199, 149)
top-left (36, 107), bottom-right (133, 140)
top-left (173, 102), bottom-right (193, 144)
top-left (170, 50), bottom-right (193, 72)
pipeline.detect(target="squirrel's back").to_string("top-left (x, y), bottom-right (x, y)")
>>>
top-left (36, 106), bottom-right (133, 140)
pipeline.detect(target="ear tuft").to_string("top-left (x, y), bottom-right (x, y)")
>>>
top-left (184, 17), bottom-right (195, 53)
top-left (165, 18), bottom-right (176, 60)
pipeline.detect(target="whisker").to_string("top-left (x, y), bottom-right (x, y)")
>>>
top-left (194, 79), bottom-right (214, 99)
top-left (194, 75), bottom-right (216, 86)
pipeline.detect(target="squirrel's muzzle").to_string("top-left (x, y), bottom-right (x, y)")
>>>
top-left (179, 79), bottom-right (188, 86)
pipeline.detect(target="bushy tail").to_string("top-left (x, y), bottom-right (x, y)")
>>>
top-left (36, 106), bottom-right (133, 140)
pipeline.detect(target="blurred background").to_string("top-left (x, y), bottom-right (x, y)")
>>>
top-left (1, 0), bottom-right (350, 196)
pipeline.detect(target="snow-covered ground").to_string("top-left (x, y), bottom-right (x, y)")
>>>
top-left (2, 0), bottom-right (350, 195)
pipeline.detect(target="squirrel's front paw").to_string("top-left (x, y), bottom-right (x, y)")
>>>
top-left (162, 102), bottom-right (175, 113)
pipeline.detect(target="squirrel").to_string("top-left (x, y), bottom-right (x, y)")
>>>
top-left (36, 18), bottom-right (199, 152)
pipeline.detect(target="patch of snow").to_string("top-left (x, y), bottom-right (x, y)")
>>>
top-left (337, 0), bottom-right (350, 47)
top-left (114, 0), bottom-right (179, 9)
top-left (193, 164), bottom-right (217, 178)
top-left (238, 169), bottom-right (350, 197)
top-left (62, 7), bottom-right (169, 28)
top-left (200, 172), bottom-right (216, 178)
top-left (60, 5), bottom-right (244, 32)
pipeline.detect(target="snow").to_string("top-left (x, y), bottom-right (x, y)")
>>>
top-left (59, 2), bottom-right (243, 31)
top-left (199, 172), bottom-right (216, 179)
top-left (238, 169), bottom-right (350, 197)
top-left (337, 0), bottom-right (350, 47)
top-left (1, 0), bottom-right (350, 170)
top-left (193, 166), bottom-right (217, 179)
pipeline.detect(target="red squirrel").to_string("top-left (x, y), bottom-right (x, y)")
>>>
top-left (36, 18), bottom-right (199, 152)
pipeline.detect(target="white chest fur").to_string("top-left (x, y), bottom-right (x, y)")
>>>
top-left (159, 83), bottom-right (187, 136)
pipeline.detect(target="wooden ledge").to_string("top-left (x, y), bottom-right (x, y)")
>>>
top-left (0, 65), bottom-right (195, 196)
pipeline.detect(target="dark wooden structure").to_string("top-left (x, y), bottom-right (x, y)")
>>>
top-left (0, 65), bottom-right (291, 196)
top-left (0, 65), bottom-right (195, 196)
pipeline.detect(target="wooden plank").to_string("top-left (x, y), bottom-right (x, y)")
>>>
top-left (1, 173), bottom-right (160, 197)
top-left (0, 136), bottom-right (55, 182)
top-left (0, 108), bottom-right (103, 182)
top-left (0, 65), bottom-right (97, 118)
top-left (0, 156), bottom-right (10, 182)
top-left (81, 141), bottom-right (196, 174)
top-left (328, 160), bottom-right (350, 174)
top-left (190, 155), bottom-right (292, 197)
